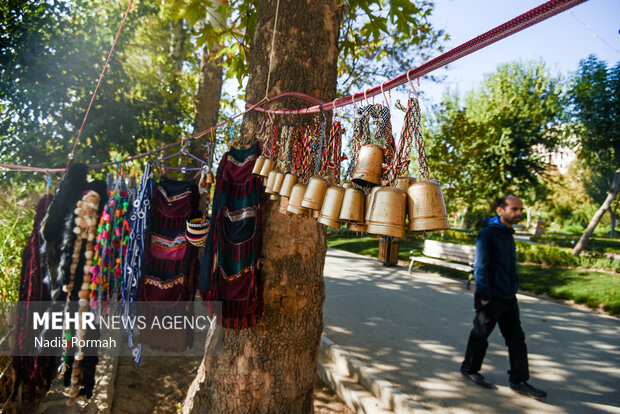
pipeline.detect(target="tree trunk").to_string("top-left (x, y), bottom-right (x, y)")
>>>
top-left (573, 169), bottom-right (620, 256)
top-left (183, 1), bottom-right (341, 412)
top-left (194, 43), bottom-right (223, 161)
top-left (193, 4), bottom-right (225, 161)
top-left (609, 195), bottom-right (619, 238)
top-left (609, 206), bottom-right (616, 238)
top-left (526, 206), bottom-right (533, 230)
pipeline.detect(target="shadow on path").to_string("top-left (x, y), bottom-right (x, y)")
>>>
top-left (323, 249), bottom-right (620, 414)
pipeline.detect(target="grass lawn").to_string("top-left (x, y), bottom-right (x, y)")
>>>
top-left (326, 232), bottom-right (424, 262)
top-left (326, 232), bottom-right (620, 317)
top-left (518, 264), bottom-right (620, 316)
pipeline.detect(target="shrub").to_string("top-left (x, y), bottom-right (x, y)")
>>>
top-left (516, 241), bottom-right (576, 267)
top-left (426, 229), bottom-right (476, 244)
top-left (530, 234), bottom-right (620, 254)
top-left (0, 189), bottom-right (38, 302)
top-left (463, 210), bottom-right (489, 232)
top-left (516, 241), bottom-right (619, 273)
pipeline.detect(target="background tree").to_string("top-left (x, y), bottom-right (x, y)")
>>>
top-left (336, 0), bottom-right (447, 94)
top-left (584, 169), bottom-right (619, 237)
top-left (424, 60), bottom-right (566, 217)
top-left (543, 160), bottom-right (592, 233)
top-left (0, 0), bottom-right (198, 180)
top-left (177, 0), bottom-right (446, 137)
top-left (570, 55), bottom-right (620, 255)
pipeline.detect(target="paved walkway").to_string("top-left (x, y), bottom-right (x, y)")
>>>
top-left (323, 249), bottom-right (620, 414)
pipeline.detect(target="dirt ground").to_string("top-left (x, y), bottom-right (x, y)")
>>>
top-left (18, 354), bottom-right (352, 413)
top-left (111, 355), bottom-right (352, 413)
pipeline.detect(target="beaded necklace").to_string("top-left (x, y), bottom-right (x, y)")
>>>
top-left (91, 183), bottom-right (131, 310)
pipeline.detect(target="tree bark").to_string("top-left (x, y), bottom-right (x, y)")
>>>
top-left (183, 1), bottom-right (341, 413)
top-left (608, 206), bottom-right (616, 238)
top-left (194, 43), bottom-right (224, 161)
top-left (526, 206), bottom-right (533, 230)
top-left (608, 194), bottom-right (618, 238)
top-left (572, 169), bottom-right (620, 256)
top-left (194, 1), bottom-right (225, 137)
top-left (238, 0), bottom-right (341, 143)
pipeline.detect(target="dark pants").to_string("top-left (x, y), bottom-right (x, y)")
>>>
top-left (461, 297), bottom-right (529, 383)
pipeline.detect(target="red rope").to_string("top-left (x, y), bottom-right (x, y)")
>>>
top-left (2, 0), bottom-right (587, 174)
top-left (247, 0), bottom-right (587, 115)
top-left (0, 164), bottom-right (65, 173)
top-left (1, 98), bottom-right (269, 173)
top-left (65, 0), bottom-right (135, 170)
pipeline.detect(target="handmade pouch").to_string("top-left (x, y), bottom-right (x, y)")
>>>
top-left (217, 207), bottom-right (258, 276)
top-left (139, 274), bottom-right (192, 351)
top-left (149, 233), bottom-right (187, 261)
top-left (153, 185), bottom-right (193, 219)
top-left (216, 264), bottom-right (257, 311)
top-left (141, 274), bottom-right (187, 302)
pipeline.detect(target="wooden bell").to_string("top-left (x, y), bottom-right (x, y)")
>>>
top-left (252, 155), bottom-right (266, 175)
top-left (271, 171), bottom-right (285, 195)
top-left (407, 180), bottom-right (450, 232)
top-left (259, 158), bottom-right (275, 178)
top-left (339, 187), bottom-right (365, 223)
top-left (279, 173), bottom-right (298, 197)
top-left (352, 144), bottom-right (384, 189)
top-left (393, 176), bottom-right (416, 222)
top-left (265, 170), bottom-right (278, 194)
top-left (366, 187), bottom-right (407, 238)
top-left (393, 176), bottom-right (415, 193)
top-left (346, 191), bottom-right (369, 233)
top-left (318, 186), bottom-right (345, 229)
top-left (286, 183), bottom-right (308, 215)
top-left (301, 176), bottom-right (329, 211)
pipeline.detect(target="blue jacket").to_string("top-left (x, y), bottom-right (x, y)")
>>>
top-left (474, 216), bottom-right (519, 306)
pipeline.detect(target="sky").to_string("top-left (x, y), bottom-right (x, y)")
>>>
top-left (369, 0), bottom-right (620, 138)
top-left (225, 0), bottom-right (620, 137)
top-left (416, 0), bottom-right (620, 107)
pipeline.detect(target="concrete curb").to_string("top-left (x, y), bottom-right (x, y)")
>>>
top-left (319, 334), bottom-right (430, 414)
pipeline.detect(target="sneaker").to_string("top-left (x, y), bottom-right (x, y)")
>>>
top-left (460, 369), bottom-right (492, 389)
top-left (509, 381), bottom-right (547, 399)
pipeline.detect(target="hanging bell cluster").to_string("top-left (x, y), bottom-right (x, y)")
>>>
top-left (261, 163), bottom-right (447, 239)
top-left (257, 139), bottom-right (450, 238)
top-left (255, 98), bottom-right (450, 238)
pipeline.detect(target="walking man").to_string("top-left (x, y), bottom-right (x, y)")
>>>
top-left (460, 195), bottom-right (547, 399)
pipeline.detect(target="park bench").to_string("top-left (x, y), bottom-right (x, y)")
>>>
top-left (408, 239), bottom-right (476, 289)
